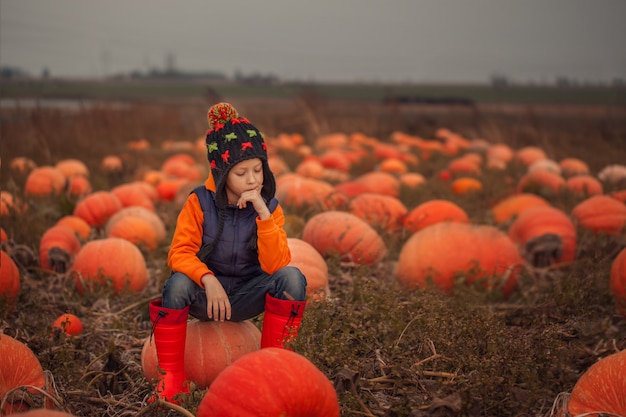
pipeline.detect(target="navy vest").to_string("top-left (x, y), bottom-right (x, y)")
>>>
top-left (193, 185), bottom-right (278, 280)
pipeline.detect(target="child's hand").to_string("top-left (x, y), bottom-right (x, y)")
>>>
top-left (201, 274), bottom-right (231, 321)
top-left (237, 188), bottom-right (270, 219)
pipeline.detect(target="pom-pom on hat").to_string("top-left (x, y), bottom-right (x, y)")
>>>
top-left (205, 102), bottom-right (276, 209)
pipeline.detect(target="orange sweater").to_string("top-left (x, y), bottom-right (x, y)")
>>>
top-left (167, 175), bottom-right (291, 287)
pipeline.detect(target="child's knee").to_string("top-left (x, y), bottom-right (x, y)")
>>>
top-left (163, 272), bottom-right (197, 298)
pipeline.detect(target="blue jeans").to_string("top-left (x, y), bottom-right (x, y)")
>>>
top-left (162, 266), bottom-right (307, 322)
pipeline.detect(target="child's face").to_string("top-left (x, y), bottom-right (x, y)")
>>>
top-left (225, 158), bottom-right (264, 204)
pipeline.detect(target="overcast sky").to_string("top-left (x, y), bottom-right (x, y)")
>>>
top-left (1, 0), bottom-right (625, 83)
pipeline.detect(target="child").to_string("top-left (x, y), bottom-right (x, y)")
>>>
top-left (149, 102), bottom-right (307, 403)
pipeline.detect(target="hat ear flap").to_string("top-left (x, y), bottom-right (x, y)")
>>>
top-left (261, 163), bottom-right (276, 203)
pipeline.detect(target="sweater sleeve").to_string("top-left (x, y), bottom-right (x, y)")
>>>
top-left (167, 192), bottom-right (214, 287)
top-left (256, 203), bottom-right (291, 273)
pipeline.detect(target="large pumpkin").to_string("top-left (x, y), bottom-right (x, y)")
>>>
top-left (565, 175), bottom-right (603, 196)
top-left (0, 334), bottom-right (46, 415)
top-left (0, 250), bottom-right (20, 312)
top-left (559, 157), bottom-right (589, 177)
top-left (73, 191), bottom-right (123, 228)
top-left (516, 170), bottom-right (565, 196)
top-left (302, 211), bottom-right (387, 266)
top-left (567, 349), bottom-right (626, 416)
top-left (196, 347), bottom-right (340, 417)
top-left (610, 247), bottom-right (626, 317)
top-left (276, 174), bottom-right (346, 212)
top-left (55, 216), bottom-right (91, 241)
top-left (352, 171), bottom-right (400, 198)
top-left (491, 193), bottom-right (551, 225)
top-left (141, 319), bottom-right (260, 389)
top-left (39, 225), bottom-right (82, 272)
top-left (55, 158), bottom-right (89, 179)
top-left (24, 166), bottom-right (67, 197)
top-left (70, 238), bottom-right (148, 294)
top-left (110, 183), bottom-right (156, 211)
top-left (395, 222), bottom-right (524, 299)
top-left (104, 206), bottom-right (166, 250)
top-left (348, 193), bottom-right (408, 234)
top-left (507, 206), bottom-right (577, 267)
top-left (571, 195), bottom-right (626, 236)
top-left (287, 238), bottom-right (329, 300)
top-left (403, 199), bottom-right (469, 234)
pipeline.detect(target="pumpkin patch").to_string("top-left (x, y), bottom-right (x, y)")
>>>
top-left (2, 89), bottom-right (626, 416)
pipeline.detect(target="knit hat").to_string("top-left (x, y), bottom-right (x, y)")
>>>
top-left (205, 102), bottom-right (276, 209)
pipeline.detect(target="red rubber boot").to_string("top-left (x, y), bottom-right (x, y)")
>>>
top-left (260, 293), bottom-right (306, 349)
top-left (149, 299), bottom-right (189, 404)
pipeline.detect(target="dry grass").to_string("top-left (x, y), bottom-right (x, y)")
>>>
top-left (1, 97), bottom-right (626, 416)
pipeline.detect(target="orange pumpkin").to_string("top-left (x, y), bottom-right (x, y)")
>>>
top-left (348, 193), bottom-right (408, 234)
top-left (196, 348), bottom-right (340, 417)
top-left (73, 191), bottom-right (123, 228)
top-left (516, 170), bottom-right (565, 196)
top-left (0, 250), bottom-right (20, 312)
top-left (267, 155), bottom-right (291, 177)
top-left (0, 334), bottom-right (46, 415)
top-left (565, 175), bottom-right (604, 196)
top-left (559, 157), bottom-right (590, 177)
top-left (515, 146), bottom-right (547, 166)
top-left (295, 158), bottom-right (326, 179)
top-left (142, 319), bottom-right (260, 389)
top-left (352, 171), bottom-right (400, 197)
top-left (318, 150), bottom-right (353, 173)
top-left (126, 181), bottom-right (159, 203)
top-left (403, 199), bottom-right (469, 234)
top-left (486, 143), bottom-right (514, 163)
top-left (55, 216), bottom-right (91, 241)
top-left (302, 211), bottom-right (387, 266)
top-left (55, 158), bottom-right (89, 178)
top-left (380, 157), bottom-right (411, 175)
top-left (287, 238), bottom-right (329, 300)
top-left (491, 194), bottom-right (551, 225)
top-left (155, 178), bottom-right (188, 202)
top-left (333, 180), bottom-right (372, 198)
top-left (448, 157), bottom-right (481, 176)
top-left (24, 166), bottom-right (67, 197)
top-left (9, 156), bottom-right (37, 174)
top-left (398, 172), bottom-right (426, 189)
top-left (105, 206), bottom-right (166, 250)
top-left (101, 155), bottom-right (123, 173)
top-left (395, 222), bottom-right (524, 299)
top-left (71, 237), bottom-right (148, 294)
top-left (610, 247), bottom-right (626, 317)
top-left (276, 174), bottom-right (346, 212)
top-left (161, 158), bottom-right (202, 181)
top-left (571, 195), bottom-right (626, 236)
top-left (110, 183), bottom-right (155, 211)
top-left (1, 191), bottom-right (25, 216)
top-left (52, 313), bottom-right (84, 336)
top-left (0, 227), bottom-right (7, 243)
top-left (611, 190), bottom-right (626, 203)
top-left (66, 176), bottom-right (92, 198)
top-left (567, 349), bottom-right (626, 416)
top-left (507, 206), bottom-right (577, 266)
top-left (105, 215), bottom-right (158, 250)
top-left (39, 225), bottom-right (81, 272)
top-left (451, 177), bottom-right (483, 195)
